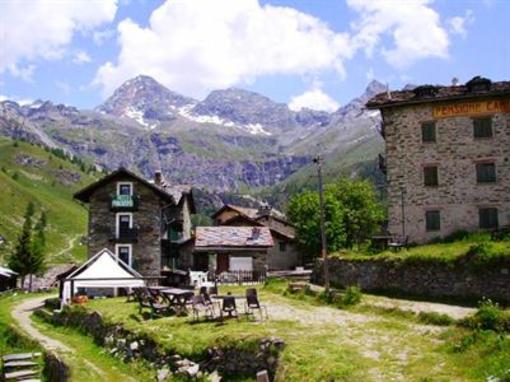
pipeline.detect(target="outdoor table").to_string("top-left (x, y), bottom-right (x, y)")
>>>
top-left (371, 235), bottom-right (392, 251)
top-left (160, 288), bottom-right (194, 314)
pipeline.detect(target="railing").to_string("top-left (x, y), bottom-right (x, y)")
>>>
top-left (378, 153), bottom-right (387, 175)
top-left (110, 195), bottom-right (139, 211)
top-left (209, 270), bottom-right (267, 285)
top-left (114, 227), bottom-right (139, 242)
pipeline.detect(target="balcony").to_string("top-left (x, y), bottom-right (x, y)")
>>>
top-left (110, 194), bottom-right (139, 211)
top-left (378, 154), bottom-right (387, 175)
top-left (112, 227), bottom-right (139, 243)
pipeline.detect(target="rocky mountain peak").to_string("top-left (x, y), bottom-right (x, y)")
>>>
top-left (96, 75), bottom-right (197, 121)
top-left (364, 80), bottom-right (387, 100)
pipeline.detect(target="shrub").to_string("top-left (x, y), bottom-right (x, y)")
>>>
top-left (340, 286), bottom-right (362, 307)
top-left (417, 311), bottom-right (454, 326)
top-left (459, 299), bottom-right (510, 332)
top-left (442, 230), bottom-right (471, 243)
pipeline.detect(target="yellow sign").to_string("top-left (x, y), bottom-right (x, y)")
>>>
top-left (432, 99), bottom-right (510, 118)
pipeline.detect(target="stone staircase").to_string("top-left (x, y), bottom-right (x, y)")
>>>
top-left (1, 353), bottom-right (42, 381)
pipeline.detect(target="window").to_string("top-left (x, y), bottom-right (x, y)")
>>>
top-left (279, 241), bottom-right (287, 252)
top-left (424, 166), bottom-right (438, 186)
top-left (117, 213), bottom-right (132, 237)
top-left (117, 182), bottom-right (132, 196)
top-left (476, 163), bottom-right (496, 183)
top-left (425, 210), bottom-right (441, 232)
top-left (473, 117), bottom-right (493, 138)
top-left (116, 245), bottom-right (132, 266)
top-left (421, 121), bottom-right (436, 143)
top-left (479, 208), bottom-right (498, 229)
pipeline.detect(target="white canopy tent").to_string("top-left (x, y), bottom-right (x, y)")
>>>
top-left (61, 248), bottom-right (145, 305)
top-left (0, 266), bottom-right (17, 278)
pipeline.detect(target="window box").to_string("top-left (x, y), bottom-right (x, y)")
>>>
top-left (110, 195), bottom-right (139, 211)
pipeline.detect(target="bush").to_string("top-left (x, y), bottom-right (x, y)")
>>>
top-left (417, 311), bottom-right (454, 326)
top-left (459, 299), bottom-right (510, 332)
top-left (340, 286), bottom-right (362, 307)
top-left (442, 230), bottom-right (471, 243)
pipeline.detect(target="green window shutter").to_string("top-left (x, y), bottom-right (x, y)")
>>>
top-left (425, 210), bottom-right (441, 231)
top-left (421, 122), bottom-right (436, 143)
top-left (473, 117), bottom-right (493, 138)
top-left (479, 208), bottom-right (498, 229)
top-left (476, 163), bottom-right (496, 183)
top-left (424, 166), bottom-right (438, 186)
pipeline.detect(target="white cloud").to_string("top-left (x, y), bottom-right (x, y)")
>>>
top-left (448, 10), bottom-right (474, 38)
top-left (72, 50), bottom-right (92, 64)
top-left (93, 28), bottom-right (116, 46)
top-left (289, 85), bottom-right (339, 112)
top-left (0, 94), bottom-right (33, 105)
top-left (94, 0), bottom-right (354, 98)
top-left (366, 67), bottom-right (375, 80)
top-left (347, 0), bottom-right (450, 68)
top-left (0, 0), bottom-right (117, 78)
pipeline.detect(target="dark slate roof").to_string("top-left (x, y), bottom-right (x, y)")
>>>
top-left (74, 168), bottom-right (195, 212)
top-left (211, 204), bottom-right (286, 220)
top-left (195, 226), bottom-right (273, 249)
top-left (366, 76), bottom-right (510, 109)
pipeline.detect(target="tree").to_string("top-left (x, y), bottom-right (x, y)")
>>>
top-left (8, 202), bottom-right (46, 291)
top-left (287, 188), bottom-right (346, 262)
top-left (330, 179), bottom-right (385, 248)
top-left (287, 178), bottom-right (384, 259)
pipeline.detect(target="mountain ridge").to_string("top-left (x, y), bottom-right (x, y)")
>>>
top-left (0, 75), bottom-right (385, 208)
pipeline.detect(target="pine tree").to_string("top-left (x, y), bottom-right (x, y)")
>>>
top-left (9, 202), bottom-right (35, 289)
top-left (8, 203), bottom-right (46, 291)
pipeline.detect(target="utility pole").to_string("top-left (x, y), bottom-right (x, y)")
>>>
top-left (314, 154), bottom-right (330, 293)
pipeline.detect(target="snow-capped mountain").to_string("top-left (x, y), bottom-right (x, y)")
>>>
top-left (0, 76), bottom-right (385, 197)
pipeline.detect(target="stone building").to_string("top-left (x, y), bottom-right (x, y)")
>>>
top-left (190, 226), bottom-right (273, 274)
top-left (74, 168), bottom-right (195, 277)
top-left (367, 76), bottom-right (510, 243)
top-left (211, 204), bottom-right (300, 270)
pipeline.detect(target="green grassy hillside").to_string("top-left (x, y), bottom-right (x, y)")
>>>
top-left (259, 134), bottom-right (385, 209)
top-left (0, 137), bottom-right (98, 265)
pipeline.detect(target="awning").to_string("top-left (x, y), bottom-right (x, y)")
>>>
top-left (61, 248), bottom-right (145, 305)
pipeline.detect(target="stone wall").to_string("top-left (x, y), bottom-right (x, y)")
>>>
top-left (88, 175), bottom-right (166, 277)
top-left (383, 99), bottom-right (510, 243)
top-left (314, 257), bottom-right (510, 303)
top-left (45, 305), bottom-right (284, 381)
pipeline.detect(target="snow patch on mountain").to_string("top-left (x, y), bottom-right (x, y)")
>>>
top-left (177, 105), bottom-right (272, 136)
top-left (123, 106), bottom-right (157, 130)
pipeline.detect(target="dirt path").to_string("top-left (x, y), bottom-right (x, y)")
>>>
top-left (11, 295), bottom-right (110, 380)
top-left (54, 234), bottom-right (80, 261)
top-left (11, 296), bottom-right (72, 352)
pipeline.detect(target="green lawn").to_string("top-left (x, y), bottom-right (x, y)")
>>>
top-left (333, 232), bottom-right (510, 266)
top-left (86, 284), bottom-right (510, 381)
top-left (0, 137), bottom-right (97, 265)
top-left (31, 315), bottom-right (155, 382)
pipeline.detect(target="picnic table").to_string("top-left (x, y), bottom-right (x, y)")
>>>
top-left (160, 288), bottom-right (194, 314)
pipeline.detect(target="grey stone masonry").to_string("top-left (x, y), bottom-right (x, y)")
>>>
top-left (88, 176), bottom-right (165, 277)
top-left (381, 97), bottom-right (510, 243)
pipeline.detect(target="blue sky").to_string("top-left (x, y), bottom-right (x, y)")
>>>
top-left (0, 0), bottom-right (509, 111)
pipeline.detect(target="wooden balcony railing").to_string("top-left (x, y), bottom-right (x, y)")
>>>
top-left (110, 195), bottom-right (139, 211)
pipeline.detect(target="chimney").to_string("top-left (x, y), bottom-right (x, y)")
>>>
top-left (257, 203), bottom-right (272, 217)
top-left (154, 170), bottom-right (163, 186)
